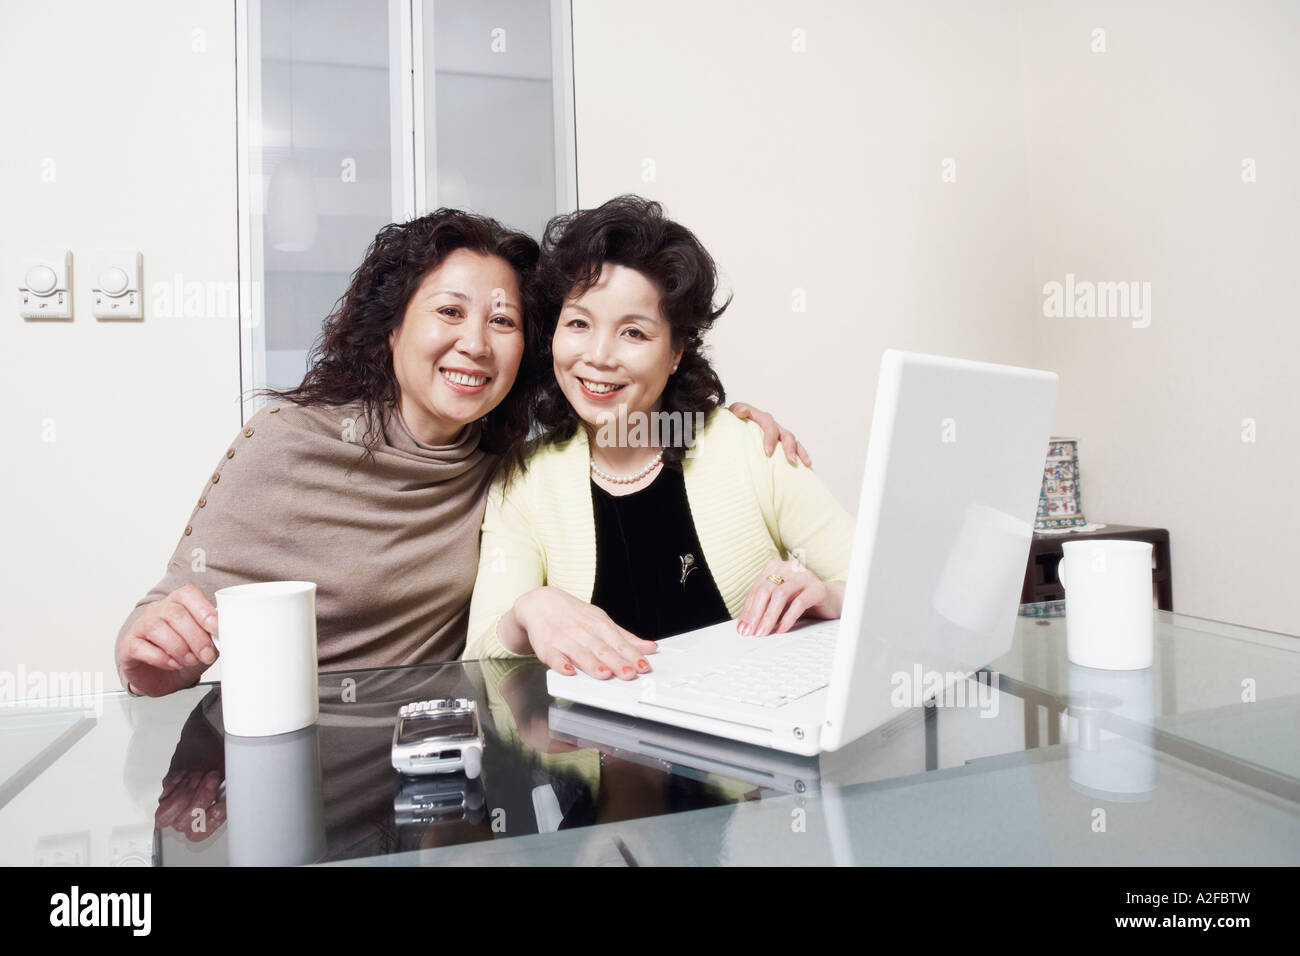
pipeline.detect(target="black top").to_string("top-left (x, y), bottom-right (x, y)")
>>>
top-left (589, 466), bottom-right (731, 642)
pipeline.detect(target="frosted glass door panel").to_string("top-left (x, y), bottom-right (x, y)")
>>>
top-left (254, 0), bottom-right (399, 394)
top-left (238, 0), bottom-right (575, 417)
top-left (423, 0), bottom-right (562, 239)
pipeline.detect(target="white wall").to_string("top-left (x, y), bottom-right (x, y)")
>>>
top-left (0, 1), bottom-right (242, 689)
top-left (1020, 0), bottom-right (1300, 636)
top-left (572, 0), bottom-right (1299, 636)
top-left (572, 0), bottom-right (1040, 513)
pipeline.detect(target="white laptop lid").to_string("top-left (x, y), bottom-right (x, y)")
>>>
top-left (820, 350), bottom-right (1058, 751)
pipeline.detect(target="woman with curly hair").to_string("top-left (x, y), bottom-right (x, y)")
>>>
top-left (115, 207), bottom-right (799, 697)
top-left (465, 196), bottom-right (854, 679)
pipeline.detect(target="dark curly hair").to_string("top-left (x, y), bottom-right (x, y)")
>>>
top-left (265, 208), bottom-right (545, 472)
top-left (531, 195), bottom-right (730, 467)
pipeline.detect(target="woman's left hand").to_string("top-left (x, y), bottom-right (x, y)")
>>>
top-left (728, 403), bottom-right (812, 468)
top-left (737, 559), bottom-right (845, 637)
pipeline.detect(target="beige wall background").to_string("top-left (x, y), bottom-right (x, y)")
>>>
top-left (1019, 0), bottom-right (1300, 636)
top-left (571, 0), bottom-right (1040, 513)
top-left (0, 0), bottom-right (242, 687)
top-left (572, 0), bottom-right (1299, 636)
top-left (0, 0), bottom-right (1294, 699)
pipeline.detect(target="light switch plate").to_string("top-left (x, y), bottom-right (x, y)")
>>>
top-left (110, 824), bottom-right (155, 866)
top-left (35, 831), bottom-right (91, 866)
top-left (18, 250), bottom-right (73, 320)
top-left (90, 249), bottom-right (143, 320)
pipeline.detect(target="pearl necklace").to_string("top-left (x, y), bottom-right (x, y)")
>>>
top-left (590, 451), bottom-right (664, 484)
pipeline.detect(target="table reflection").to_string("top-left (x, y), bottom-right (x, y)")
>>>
top-left (145, 659), bottom-right (773, 864)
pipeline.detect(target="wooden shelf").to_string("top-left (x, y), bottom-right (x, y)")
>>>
top-left (1021, 524), bottom-right (1173, 611)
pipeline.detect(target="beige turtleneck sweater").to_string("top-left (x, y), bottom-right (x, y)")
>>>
top-left (118, 401), bottom-right (497, 673)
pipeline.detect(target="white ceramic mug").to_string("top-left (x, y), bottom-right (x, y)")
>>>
top-left (214, 581), bottom-right (319, 737)
top-left (1059, 540), bottom-right (1154, 670)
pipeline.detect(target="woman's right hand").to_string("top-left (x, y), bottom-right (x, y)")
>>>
top-left (510, 587), bottom-right (657, 680)
top-left (155, 769), bottom-right (227, 843)
top-left (115, 585), bottom-right (220, 697)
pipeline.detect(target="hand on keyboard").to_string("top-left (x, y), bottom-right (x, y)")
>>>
top-left (736, 558), bottom-right (846, 637)
top-left (512, 587), bottom-right (658, 681)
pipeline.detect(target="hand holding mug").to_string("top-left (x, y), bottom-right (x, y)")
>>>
top-left (116, 585), bottom-right (219, 697)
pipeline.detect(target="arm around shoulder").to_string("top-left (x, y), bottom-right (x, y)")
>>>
top-left (741, 419), bottom-right (854, 582)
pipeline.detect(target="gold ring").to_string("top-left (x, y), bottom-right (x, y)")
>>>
top-left (766, 573), bottom-right (784, 586)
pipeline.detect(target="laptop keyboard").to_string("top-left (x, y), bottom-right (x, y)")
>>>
top-left (661, 624), bottom-right (838, 709)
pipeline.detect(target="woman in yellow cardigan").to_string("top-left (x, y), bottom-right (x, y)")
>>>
top-left (465, 196), bottom-right (854, 679)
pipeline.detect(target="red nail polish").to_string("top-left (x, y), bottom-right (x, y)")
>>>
top-left (637, 658), bottom-right (649, 671)
top-left (597, 666), bottom-right (610, 676)
top-left (622, 666), bottom-right (634, 677)
top-left (563, 663), bottom-right (575, 673)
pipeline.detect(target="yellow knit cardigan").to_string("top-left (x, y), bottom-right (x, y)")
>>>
top-left (463, 410), bottom-right (854, 659)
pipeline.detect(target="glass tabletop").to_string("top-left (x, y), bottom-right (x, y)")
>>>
top-left (994, 605), bottom-right (1300, 791)
top-left (0, 605), bottom-right (1296, 866)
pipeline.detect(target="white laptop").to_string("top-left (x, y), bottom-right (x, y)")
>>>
top-left (547, 349), bottom-right (1059, 756)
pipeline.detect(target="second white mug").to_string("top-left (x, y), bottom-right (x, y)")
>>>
top-left (1059, 540), bottom-right (1154, 670)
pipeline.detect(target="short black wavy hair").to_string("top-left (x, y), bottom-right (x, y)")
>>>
top-left (531, 195), bottom-right (730, 466)
top-left (266, 208), bottom-right (545, 471)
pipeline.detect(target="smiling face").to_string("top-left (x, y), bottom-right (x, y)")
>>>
top-left (388, 249), bottom-right (525, 446)
top-left (551, 263), bottom-right (684, 436)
